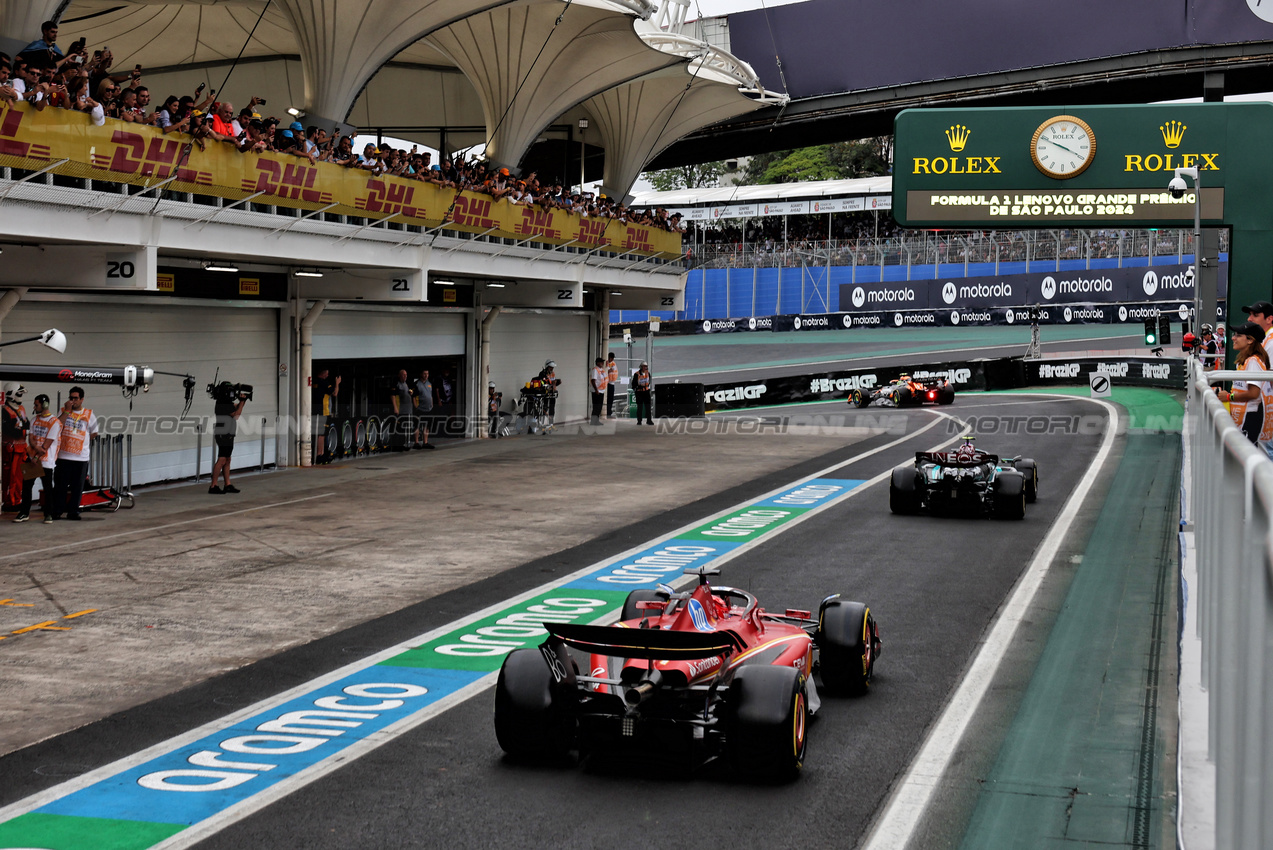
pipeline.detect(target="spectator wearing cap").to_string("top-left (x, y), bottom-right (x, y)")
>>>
top-left (1216, 321), bottom-right (1270, 444)
top-left (1241, 300), bottom-right (1273, 347)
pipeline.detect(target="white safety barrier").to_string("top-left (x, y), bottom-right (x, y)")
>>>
top-left (1181, 360), bottom-right (1273, 850)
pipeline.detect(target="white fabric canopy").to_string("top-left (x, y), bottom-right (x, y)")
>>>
top-left (426, 0), bottom-right (681, 168)
top-left (587, 66), bottom-right (764, 200)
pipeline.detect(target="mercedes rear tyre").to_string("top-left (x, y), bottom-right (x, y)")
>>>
top-left (817, 599), bottom-right (880, 696)
top-left (994, 472), bottom-right (1027, 520)
top-left (1015, 459), bottom-right (1038, 502)
top-left (726, 665), bottom-right (808, 780)
top-left (889, 467), bottom-right (921, 514)
top-left (494, 649), bottom-right (575, 761)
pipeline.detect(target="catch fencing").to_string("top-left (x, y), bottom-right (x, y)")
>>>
top-left (1182, 361), bottom-right (1273, 849)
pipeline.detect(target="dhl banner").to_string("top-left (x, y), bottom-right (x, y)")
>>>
top-left (0, 103), bottom-right (681, 258)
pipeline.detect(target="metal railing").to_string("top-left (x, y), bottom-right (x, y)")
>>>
top-left (686, 227), bottom-right (1231, 272)
top-left (1183, 360), bottom-right (1273, 849)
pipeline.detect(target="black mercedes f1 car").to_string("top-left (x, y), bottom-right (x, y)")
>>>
top-left (889, 439), bottom-right (1038, 519)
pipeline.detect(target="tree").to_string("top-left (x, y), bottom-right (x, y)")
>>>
top-left (741, 139), bottom-right (892, 185)
top-left (643, 160), bottom-right (727, 191)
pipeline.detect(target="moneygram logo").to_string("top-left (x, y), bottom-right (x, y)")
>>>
top-left (942, 282), bottom-right (958, 304)
top-left (1041, 276), bottom-right (1057, 300)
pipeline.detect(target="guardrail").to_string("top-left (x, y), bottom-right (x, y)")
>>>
top-left (1183, 361), bottom-right (1273, 849)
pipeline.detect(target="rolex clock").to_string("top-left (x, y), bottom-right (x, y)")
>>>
top-left (1030, 115), bottom-right (1095, 179)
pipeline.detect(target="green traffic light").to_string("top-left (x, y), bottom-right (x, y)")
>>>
top-left (1145, 332), bottom-right (1157, 344)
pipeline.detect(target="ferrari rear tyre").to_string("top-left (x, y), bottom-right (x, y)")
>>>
top-left (494, 649), bottom-right (574, 761)
top-left (1015, 459), bottom-right (1038, 502)
top-left (994, 472), bottom-right (1027, 520)
top-left (727, 665), bottom-right (807, 780)
top-left (817, 600), bottom-right (879, 696)
top-left (621, 589), bottom-right (664, 622)
top-left (889, 467), bottom-right (921, 515)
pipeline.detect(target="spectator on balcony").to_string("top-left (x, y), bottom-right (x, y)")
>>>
top-left (154, 95), bottom-right (189, 133)
top-left (18, 21), bottom-right (65, 71)
top-left (118, 87), bottom-right (146, 123)
top-left (240, 119), bottom-right (271, 153)
top-left (0, 63), bottom-right (18, 106)
top-left (329, 135), bottom-right (356, 166)
top-left (205, 101), bottom-right (240, 143)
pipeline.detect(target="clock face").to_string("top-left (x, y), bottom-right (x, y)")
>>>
top-left (1030, 116), bottom-right (1095, 179)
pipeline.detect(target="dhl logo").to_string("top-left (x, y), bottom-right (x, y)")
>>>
top-left (515, 207), bottom-right (562, 240)
top-left (621, 226), bottom-right (655, 253)
top-left (0, 107), bottom-right (51, 160)
top-left (243, 160), bottom-right (331, 203)
top-left (88, 130), bottom-right (209, 183)
top-left (451, 195), bottom-right (499, 229)
top-left (356, 179), bottom-right (424, 218)
top-left (577, 217), bottom-right (607, 246)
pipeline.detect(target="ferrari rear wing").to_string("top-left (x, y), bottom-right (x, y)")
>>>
top-left (545, 622), bottom-right (745, 660)
top-left (916, 451), bottom-right (999, 467)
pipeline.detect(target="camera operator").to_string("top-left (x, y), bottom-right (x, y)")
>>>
top-left (210, 383), bottom-right (248, 494)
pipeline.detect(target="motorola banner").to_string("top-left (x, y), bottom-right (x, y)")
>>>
top-left (838, 261), bottom-right (1226, 311)
top-left (1026, 357), bottom-right (1185, 389)
top-left (702, 360), bottom-right (987, 411)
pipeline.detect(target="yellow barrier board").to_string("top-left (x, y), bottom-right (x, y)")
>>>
top-left (0, 103), bottom-right (681, 257)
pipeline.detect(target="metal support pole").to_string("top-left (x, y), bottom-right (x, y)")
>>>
top-left (195, 425), bottom-right (202, 482)
top-left (260, 418), bottom-right (266, 471)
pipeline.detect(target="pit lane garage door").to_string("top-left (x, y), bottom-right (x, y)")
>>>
top-left (309, 310), bottom-right (466, 360)
top-left (3, 300), bottom-right (279, 485)
top-left (488, 312), bottom-right (589, 423)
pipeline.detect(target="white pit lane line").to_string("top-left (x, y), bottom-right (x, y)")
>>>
top-left (0, 410), bottom-right (967, 850)
top-left (861, 393), bottom-right (1119, 850)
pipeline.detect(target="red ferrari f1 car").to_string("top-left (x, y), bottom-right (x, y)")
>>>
top-left (494, 567), bottom-right (881, 779)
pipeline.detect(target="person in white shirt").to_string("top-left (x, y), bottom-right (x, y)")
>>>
top-left (49, 386), bottom-right (97, 521)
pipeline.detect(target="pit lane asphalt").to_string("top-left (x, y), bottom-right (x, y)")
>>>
top-left (0, 394), bottom-right (1110, 849)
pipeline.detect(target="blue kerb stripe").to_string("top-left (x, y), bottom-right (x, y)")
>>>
top-left (564, 479), bottom-right (864, 591)
top-left (38, 665), bottom-right (484, 826)
top-left (15, 477), bottom-right (868, 836)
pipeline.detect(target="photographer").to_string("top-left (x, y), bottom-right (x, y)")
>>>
top-left (209, 383), bottom-right (249, 494)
